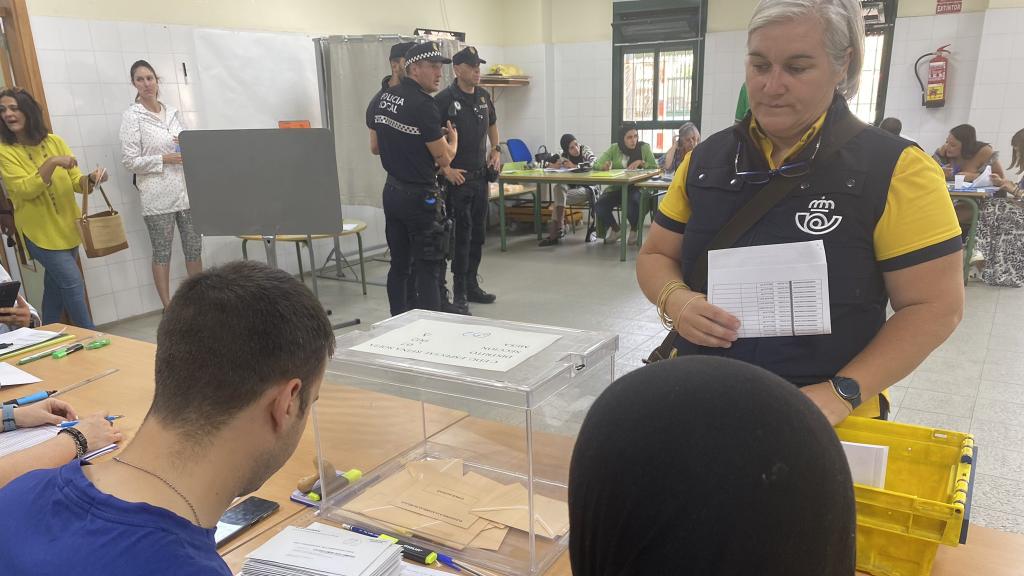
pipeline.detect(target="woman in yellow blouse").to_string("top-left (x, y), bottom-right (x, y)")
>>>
top-left (0, 88), bottom-right (107, 328)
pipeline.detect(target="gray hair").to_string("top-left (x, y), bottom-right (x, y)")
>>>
top-left (748, 0), bottom-right (865, 100)
top-left (679, 122), bottom-right (699, 138)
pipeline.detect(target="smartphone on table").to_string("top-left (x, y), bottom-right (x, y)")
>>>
top-left (213, 496), bottom-right (280, 548)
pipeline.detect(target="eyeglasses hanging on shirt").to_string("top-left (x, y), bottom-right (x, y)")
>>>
top-left (733, 135), bottom-right (823, 184)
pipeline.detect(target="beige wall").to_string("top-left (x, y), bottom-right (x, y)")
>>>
top-left (25, 0), bottom-right (507, 43)
top-left (552, 0), bottom-right (613, 43)
top-left (988, 0), bottom-right (1024, 7)
top-left (898, 0), bottom-right (989, 16)
top-left (707, 0), bottom-right (996, 32)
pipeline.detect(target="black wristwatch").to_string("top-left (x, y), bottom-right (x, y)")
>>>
top-left (830, 376), bottom-right (862, 409)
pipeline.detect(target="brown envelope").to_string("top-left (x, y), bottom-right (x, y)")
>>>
top-left (470, 483), bottom-right (569, 539)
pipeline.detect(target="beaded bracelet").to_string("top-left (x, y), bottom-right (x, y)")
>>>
top-left (57, 427), bottom-right (88, 459)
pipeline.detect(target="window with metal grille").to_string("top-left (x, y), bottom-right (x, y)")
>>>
top-left (612, 0), bottom-right (706, 154)
top-left (854, 0), bottom-right (898, 125)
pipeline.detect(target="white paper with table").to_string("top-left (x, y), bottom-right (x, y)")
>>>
top-left (349, 319), bottom-right (561, 372)
top-left (708, 240), bottom-right (831, 338)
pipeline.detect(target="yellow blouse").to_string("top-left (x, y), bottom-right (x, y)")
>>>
top-left (0, 134), bottom-right (86, 250)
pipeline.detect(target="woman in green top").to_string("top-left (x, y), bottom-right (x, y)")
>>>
top-left (594, 123), bottom-right (658, 246)
top-left (0, 88), bottom-right (108, 329)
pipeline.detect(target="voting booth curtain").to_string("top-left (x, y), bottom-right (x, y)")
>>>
top-left (317, 35), bottom-right (459, 209)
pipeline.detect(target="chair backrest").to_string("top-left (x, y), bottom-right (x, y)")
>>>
top-left (506, 139), bottom-right (532, 162)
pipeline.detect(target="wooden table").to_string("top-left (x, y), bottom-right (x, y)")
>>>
top-left (497, 169), bottom-right (661, 261)
top-left (0, 325), bottom-right (468, 557)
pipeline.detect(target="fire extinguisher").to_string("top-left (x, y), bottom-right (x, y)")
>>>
top-left (915, 45), bottom-right (951, 108)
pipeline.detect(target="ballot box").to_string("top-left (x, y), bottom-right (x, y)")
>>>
top-left (314, 310), bottom-right (618, 576)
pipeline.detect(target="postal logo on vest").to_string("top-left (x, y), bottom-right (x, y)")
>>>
top-left (795, 197), bottom-right (842, 235)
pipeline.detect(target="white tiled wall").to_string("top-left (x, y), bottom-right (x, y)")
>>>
top-left (31, 15), bottom-right (205, 323)
top-left (701, 30), bottom-right (747, 138)
top-left (883, 11), bottom-right (985, 155)
top-left (968, 8), bottom-right (1024, 162)
top-left (553, 41), bottom-right (613, 153)
top-left (29, 16), bottom-right (377, 324)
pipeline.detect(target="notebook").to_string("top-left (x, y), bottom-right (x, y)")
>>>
top-left (0, 425), bottom-right (118, 460)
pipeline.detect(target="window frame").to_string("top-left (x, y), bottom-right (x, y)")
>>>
top-left (611, 0), bottom-right (707, 147)
top-left (861, 0), bottom-right (898, 126)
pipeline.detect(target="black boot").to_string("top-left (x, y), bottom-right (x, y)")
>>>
top-left (466, 276), bottom-right (496, 304)
top-left (440, 287), bottom-right (470, 315)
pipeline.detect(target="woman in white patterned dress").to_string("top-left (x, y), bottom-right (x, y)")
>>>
top-left (119, 60), bottom-right (202, 308)
top-left (975, 129), bottom-right (1024, 287)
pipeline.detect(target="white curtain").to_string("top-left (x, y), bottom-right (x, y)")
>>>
top-left (321, 35), bottom-right (459, 208)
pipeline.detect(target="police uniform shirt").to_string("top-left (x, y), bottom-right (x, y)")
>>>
top-left (654, 97), bottom-right (962, 417)
top-left (434, 82), bottom-right (496, 171)
top-left (365, 75), bottom-right (394, 132)
top-left (372, 76), bottom-right (444, 185)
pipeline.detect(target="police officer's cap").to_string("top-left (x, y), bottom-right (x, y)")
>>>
top-left (452, 46), bottom-right (486, 66)
top-left (389, 42), bottom-right (415, 61)
top-left (404, 42), bottom-right (452, 68)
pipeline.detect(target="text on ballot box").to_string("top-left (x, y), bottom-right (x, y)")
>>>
top-left (708, 240), bottom-right (832, 338)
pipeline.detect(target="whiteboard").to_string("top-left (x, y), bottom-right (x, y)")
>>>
top-left (195, 29), bottom-right (321, 130)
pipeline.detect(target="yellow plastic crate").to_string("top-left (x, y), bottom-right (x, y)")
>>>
top-left (835, 417), bottom-right (976, 576)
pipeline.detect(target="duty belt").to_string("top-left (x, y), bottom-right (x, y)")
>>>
top-left (386, 175), bottom-right (438, 194)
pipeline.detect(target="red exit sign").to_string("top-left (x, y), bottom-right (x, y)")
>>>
top-left (937, 0), bottom-right (962, 14)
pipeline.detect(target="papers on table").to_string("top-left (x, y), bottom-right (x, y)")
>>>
top-left (0, 425), bottom-right (117, 460)
top-left (343, 223), bottom-right (359, 232)
top-left (972, 165), bottom-right (994, 188)
top-left (0, 362), bottom-right (42, 387)
top-left (708, 240), bottom-right (832, 338)
top-left (0, 328), bottom-right (65, 358)
top-left (841, 441), bottom-right (889, 489)
top-left (542, 167), bottom-right (573, 173)
top-left (587, 170), bottom-right (625, 178)
top-left (349, 319), bottom-right (561, 372)
top-left (242, 525), bottom-right (402, 576)
top-left (340, 458), bottom-right (565, 552)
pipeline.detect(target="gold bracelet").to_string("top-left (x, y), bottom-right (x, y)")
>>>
top-left (656, 280), bottom-right (690, 329)
top-left (673, 293), bottom-right (705, 331)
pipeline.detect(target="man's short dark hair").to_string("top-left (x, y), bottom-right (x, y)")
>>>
top-left (150, 260), bottom-right (335, 441)
top-left (879, 117), bottom-right (902, 136)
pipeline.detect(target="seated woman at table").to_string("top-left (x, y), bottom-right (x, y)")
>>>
top-left (0, 263), bottom-right (38, 333)
top-left (658, 121), bottom-right (701, 176)
top-left (539, 133), bottom-right (598, 246)
top-left (0, 399), bottom-right (122, 488)
top-left (594, 123), bottom-right (658, 246)
top-left (934, 124), bottom-right (1004, 182)
top-left (973, 129), bottom-right (1024, 287)
top-left (569, 356), bottom-right (856, 575)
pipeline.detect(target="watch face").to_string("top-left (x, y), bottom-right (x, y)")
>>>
top-left (835, 377), bottom-right (860, 398)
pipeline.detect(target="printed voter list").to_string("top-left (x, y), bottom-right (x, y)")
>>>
top-left (348, 319), bottom-right (561, 372)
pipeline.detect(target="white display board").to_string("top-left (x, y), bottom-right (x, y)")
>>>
top-left (195, 28), bottom-right (321, 130)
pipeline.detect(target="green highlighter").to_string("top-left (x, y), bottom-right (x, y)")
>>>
top-left (85, 339), bottom-right (111, 350)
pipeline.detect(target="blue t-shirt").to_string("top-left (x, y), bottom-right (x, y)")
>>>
top-left (0, 461), bottom-right (231, 575)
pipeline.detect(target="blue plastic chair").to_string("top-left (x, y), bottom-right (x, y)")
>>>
top-left (505, 139), bottom-right (532, 163)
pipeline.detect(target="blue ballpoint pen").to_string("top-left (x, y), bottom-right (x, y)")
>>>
top-left (59, 415), bottom-right (123, 428)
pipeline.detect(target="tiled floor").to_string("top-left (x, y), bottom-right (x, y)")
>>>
top-left (102, 228), bottom-right (1024, 536)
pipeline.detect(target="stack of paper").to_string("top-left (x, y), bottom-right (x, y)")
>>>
top-left (242, 525), bottom-right (402, 576)
top-left (0, 362), bottom-right (42, 387)
top-left (341, 458), bottom-right (568, 552)
top-left (0, 425), bottom-right (117, 460)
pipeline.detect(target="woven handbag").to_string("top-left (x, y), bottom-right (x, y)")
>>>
top-left (76, 182), bottom-right (128, 258)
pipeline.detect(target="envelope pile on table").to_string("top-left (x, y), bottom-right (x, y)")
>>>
top-left (341, 458), bottom-right (569, 551)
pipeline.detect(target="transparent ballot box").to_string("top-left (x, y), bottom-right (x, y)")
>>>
top-left (313, 310), bottom-right (618, 575)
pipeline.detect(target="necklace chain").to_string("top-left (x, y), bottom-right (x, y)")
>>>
top-left (113, 456), bottom-right (201, 525)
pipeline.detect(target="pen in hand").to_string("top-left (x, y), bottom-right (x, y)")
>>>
top-left (59, 415), bottom-right (123, 428)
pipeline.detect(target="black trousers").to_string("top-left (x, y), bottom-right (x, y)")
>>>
top-left (446, 177), bottom-right (489, 286)
top-left (383, 182), bottom-right (445, 316)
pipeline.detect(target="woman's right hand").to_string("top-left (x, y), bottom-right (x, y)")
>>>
top-left (162, 153), bottom-right (183, 165)
top-left (670, 291), bottom-right (741, 348)
top-left (942, 165), bottom-right (954, 179)
top-left (601, 161), bottom-right (612, 171)
top-left (51, 155), bottom-right (78, 170)
top-left (74, 413), bottom-right (124, 452)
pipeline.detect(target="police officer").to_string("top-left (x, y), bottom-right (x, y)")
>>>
top-left (435, 46), bottom-right (501, 313)
top-left (366, 41), bottom-right (416, 309)
top-left (369, 42), bottom-right (463, 316)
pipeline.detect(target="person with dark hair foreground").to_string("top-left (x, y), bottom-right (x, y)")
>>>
top-left (569, 356), bottom-right (857, 576)
top-left (0, 87), bottom-right (108, 329)
top-left (0, 260), bottom-right (335, 575)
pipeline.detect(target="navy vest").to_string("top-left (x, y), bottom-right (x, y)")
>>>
top-left (676, 98), bottom-right (912, 386)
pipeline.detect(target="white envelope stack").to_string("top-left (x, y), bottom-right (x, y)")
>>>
top-left (242, 525), bottom-right (402, 576)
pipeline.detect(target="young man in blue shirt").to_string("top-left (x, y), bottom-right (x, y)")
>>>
top-left (0, 260), bottom-right (335, 575)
